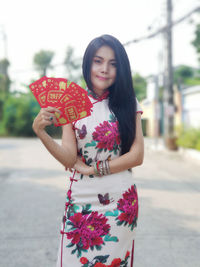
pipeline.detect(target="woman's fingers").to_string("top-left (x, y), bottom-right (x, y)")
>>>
top-left (33, 106), bottom-right (62, 134)
top-left (65, 167), bottom-right (73, 172)
top-left (41, 107), bottom-right (62, 125)
top-left (45, 106), bottom-right (62, 114)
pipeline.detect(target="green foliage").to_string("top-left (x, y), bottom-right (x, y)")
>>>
top-left (0, 58), bottom-right (11, 121)
top-left (196, 139), bottom-right (200, 151)
top-left (79, 77), bottom-right (87, 89)
top-left (176, 127), bottom-right (200, 151)
top-left (0, 120), bottom-right (6, 136)
top-left (174, 65), bottom-right (194, 84)
top-left (184, 77), bottom-right (200, 86)
top-left (132, 73), bottom-right (147, 101)
top-left (0, 58), bottom-right (10, 75)
top-left (1, 91), bottom-right (62, 138)
top-left (191, 23), bottom-right (200, 62)
top-left (0, 73), bottom-right (11, 95)
top-left (33, 50), bottom-right (54, 77)
top-left (63, 46), bottom-right (81, 82)
top-left (158, 86), bottom-right (164, 101)
top-left (2, 92), bottom-right (40, 136)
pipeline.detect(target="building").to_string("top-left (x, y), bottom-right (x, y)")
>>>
top-left (140, 77), bottom-right (200, 137)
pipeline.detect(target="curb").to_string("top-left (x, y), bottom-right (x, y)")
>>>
top-left (144, 138), bottom-right (200, 162)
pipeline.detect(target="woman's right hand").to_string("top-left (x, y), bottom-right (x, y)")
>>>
top-left (32, 106), bottom-right (62, 135)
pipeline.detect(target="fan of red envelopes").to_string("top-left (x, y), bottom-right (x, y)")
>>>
top-left (29, 76), bottom-right (93, 126)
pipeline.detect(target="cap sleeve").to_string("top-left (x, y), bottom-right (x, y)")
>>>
top-left (136, 98), bottom-right (143, 114)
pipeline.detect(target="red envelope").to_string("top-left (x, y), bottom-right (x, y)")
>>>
top-left (29, 76), bottom-right (93, 126)
top-left (29, 76), bottom-right (48, 107)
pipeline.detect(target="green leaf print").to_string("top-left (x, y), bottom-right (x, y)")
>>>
top-left (104, 234), bottom-right (119, 242)
top-left (82, 203), bottom-right (92, 215)
top-left (66, 242), bottom-right (75, 248)
top-left (104, 209), bottom-right (119, 217)
top-left (85, 141), bottom-right (96, 147)
top-left (109, 113), bottom-right (116, 122)
top-left (95, 245), bottom-right (102, 251)
top-left (72, 248), bottom-right (77, 254)
top-left (116, 220), bottom-right (124, 226)
top-left (94, 255), bottom-right (110, 263)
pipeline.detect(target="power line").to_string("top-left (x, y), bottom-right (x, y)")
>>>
top-left (6, 6), bottom-right (200, 76)
top-left (123, 6), bottom-right (200, 46)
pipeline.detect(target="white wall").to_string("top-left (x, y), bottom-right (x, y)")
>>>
top-left (182, 87), bottom-right (200, 128)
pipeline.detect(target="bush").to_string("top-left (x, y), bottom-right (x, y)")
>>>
top-left (195, 139), bottom-right (200, 151)
top-left (2, 92), bottom-right (62, 137)
top-left (176, 127), bottom-right (200, 151)
top-left (2, 93), bottom-right (39, 136)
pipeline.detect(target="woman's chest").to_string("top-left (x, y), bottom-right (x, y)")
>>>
top-left (73, 99), bottom-right (121, 160)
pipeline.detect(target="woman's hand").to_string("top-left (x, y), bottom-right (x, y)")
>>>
top-left (32, 106), bottom-right (61, 135)
top-left (67, 156), bottom-right (94, 176)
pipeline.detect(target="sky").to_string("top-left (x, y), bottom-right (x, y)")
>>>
top-left (0, 0), bottom-right (200, 92)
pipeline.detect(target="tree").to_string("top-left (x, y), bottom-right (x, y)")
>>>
top-left (173, 65), bottom-right (194, 87)
top-left (63, 46), bottom-right (81, 82)
top-left (2, 92), bottom-right (39, 136)
top-left (191, 23), bottom-right (200, 64)
top-left (33, 50), bottom-right (54, 77)
top-left (0, 58), bottom-right (10, 120)
top-left (132, 73), bottom-right (147, 101)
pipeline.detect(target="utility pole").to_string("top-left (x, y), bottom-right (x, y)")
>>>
top-left (163, 0), bottom-right (177, 150)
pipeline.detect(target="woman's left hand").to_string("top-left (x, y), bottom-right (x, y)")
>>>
top-left (67, 156), bottom-right (94, 176)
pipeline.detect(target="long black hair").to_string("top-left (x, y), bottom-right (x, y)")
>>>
top-left (82, 34), bottom-right (137, 155)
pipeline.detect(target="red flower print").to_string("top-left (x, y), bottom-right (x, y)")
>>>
top-left (66, 211), bottom-right (110, 250)
top-left (80, 257), bottom-right (88, 264)
top-left (94, 263), bottom-right (107, 267)
top-left (109, 258), bottom-right (121, 267)
top-left (125, 250), bottom-right (130, 259)
top-left (116, 185), bottom-right (138, 230)
top-left (92, 121), bottom-right (120, 151)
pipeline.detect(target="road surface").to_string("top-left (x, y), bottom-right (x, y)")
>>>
top-left (0, 138), bottom-right (200, 267)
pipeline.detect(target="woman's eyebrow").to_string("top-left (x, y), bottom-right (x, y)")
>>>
top-left (94, 55), bottom-right (116, 61)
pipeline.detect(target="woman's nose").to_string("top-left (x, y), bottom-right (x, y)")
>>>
top-left (101, 63), bottom-right (108, 73)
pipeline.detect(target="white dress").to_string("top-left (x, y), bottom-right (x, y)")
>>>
top-left (56, 90), bottom-right (142, 267)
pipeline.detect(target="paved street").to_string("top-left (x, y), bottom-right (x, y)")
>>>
top-left (0, 138), bottom-right (200, 267)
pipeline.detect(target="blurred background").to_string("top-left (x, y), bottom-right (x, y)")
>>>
top-left (0, 0), bottom-right (200, 267)
top-left (0, 0), bottom-right (200, 145)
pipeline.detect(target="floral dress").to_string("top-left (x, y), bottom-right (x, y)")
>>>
top-left (56, 90), bottom-right (143, 267)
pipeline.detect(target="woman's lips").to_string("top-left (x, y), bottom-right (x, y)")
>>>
top-left (97, 76), bottom-right (108, 81)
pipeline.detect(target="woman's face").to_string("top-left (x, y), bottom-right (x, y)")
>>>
top-left (90, 45), bottom-right (117, 96)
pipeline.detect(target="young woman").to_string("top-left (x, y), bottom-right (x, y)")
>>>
top-left (33, 34), bottom-right (144, 267)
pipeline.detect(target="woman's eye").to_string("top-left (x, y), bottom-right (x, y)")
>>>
top-left (111, 62), bottom-right (117, 67)
top-left (94, 59), bottom-right (101, 64)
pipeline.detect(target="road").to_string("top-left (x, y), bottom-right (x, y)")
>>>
top-left (0, 138), bottom-right (200, 267)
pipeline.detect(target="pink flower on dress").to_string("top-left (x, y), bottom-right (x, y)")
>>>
top-left (92, 121), bottom-right (120, 151)
top-left (116, 185), bottom-right (138, 230)
top-left (66, 211), bottom-right (110, 250)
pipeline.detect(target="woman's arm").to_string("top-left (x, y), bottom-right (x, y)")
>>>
top-left (33, 106), bottom-right (77, 168)
top-left (73, 113), bottom-right (144, 175)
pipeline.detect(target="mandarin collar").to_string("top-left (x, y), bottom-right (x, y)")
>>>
top-left (87, 88), bottom-right (109, 101)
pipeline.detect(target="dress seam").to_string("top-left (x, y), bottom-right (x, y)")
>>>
top-left (60, 170), bottom-right (77, 267)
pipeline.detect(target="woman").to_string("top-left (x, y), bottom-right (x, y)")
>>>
top-left (33, 34), bottom-right (144, 267)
